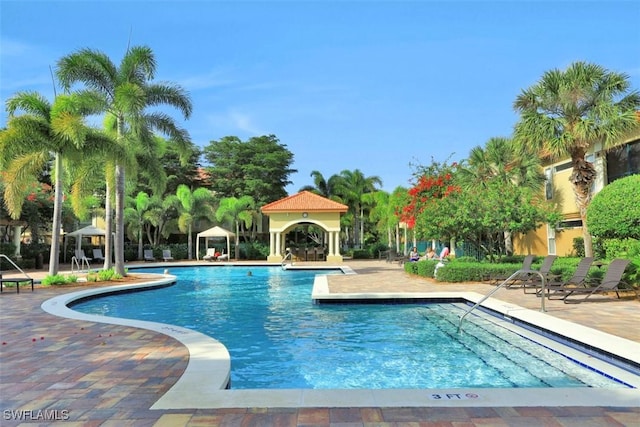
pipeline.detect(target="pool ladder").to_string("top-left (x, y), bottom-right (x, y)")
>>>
top-left (71, 255), bottom-right (91, 274)
top-left (457, 269), bottom-right (546, 333)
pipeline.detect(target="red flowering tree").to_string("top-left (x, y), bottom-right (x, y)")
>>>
top-left (399, 159), bottom-right (462, 243)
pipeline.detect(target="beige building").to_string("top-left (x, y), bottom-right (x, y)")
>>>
top-left (514, 135), bottom-right (640, 256)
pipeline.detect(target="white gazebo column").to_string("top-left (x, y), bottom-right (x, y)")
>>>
top-left (267, 230), bottom-right (284, 263)
top-left (326, 230), bottom-right (343, 263)
top-left (328, 232), bottom-right (334, 256)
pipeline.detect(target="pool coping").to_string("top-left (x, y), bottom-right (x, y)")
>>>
top-left (40, 268), bottom-right (640, 410)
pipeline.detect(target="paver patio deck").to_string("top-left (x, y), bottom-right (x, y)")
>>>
top-left (1, 259), bottom-right (638, 426)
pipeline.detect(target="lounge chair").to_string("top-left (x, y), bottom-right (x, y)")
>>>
top-left (92, 248), bottom-right (106, 262)
top-left (217, 252), bottom-right (229, 261)
top-left (521, 255), bottom-right (558, 292)
top-left (144, 249), bottom-right (156, 262)
top-left (549, 259), bottom-right (634, 304)
top-left (543, 257), bottom-right (594, 298)
top-left (386, 249), bottom-right (406, 264)
top-left (489, 254), bottom-right (535, 286)
top-left (203, 248), bottom-right (218, 261)
top-left (162, 249), bottom-right (174, 262)
top-left (74, 249), bottom-right (92, 262)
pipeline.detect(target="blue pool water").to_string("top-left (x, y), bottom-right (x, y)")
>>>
top-left (72, 266), bottom-right (626, 389)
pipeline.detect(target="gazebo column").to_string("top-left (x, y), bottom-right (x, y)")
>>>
top-left (267, 231), bottom-right (284, 262)
top-left (326, 230), bottom-right (343, 263)
top-left (328, 232), bottom-right (334, 256)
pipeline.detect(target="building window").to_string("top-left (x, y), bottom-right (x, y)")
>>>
top-left (547, 225), bottom-right (556, 255)
top-left (606, 140), bottom-right (640, 183)
top-left (558, 220), bottom-right (583, 228)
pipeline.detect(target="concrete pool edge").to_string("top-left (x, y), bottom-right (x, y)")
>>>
top-left (40, 270), bottom-right (640, 410)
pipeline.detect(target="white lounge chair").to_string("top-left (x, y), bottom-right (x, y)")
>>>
top-left (203, 248), bottom-right (218, 261)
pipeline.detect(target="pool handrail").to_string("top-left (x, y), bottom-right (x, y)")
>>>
top-left (458, 268), bottom-right (546, 333)
top-left (281, 248), bottom-right (293, 269)
top-left (0, 254), bottom-right (34, 293)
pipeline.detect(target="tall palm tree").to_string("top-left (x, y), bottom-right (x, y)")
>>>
top-left (333, 169), bottom-right (382, 248)
top-left (215, 196), bottom-right (255, 260)
top-left (173, 184), bottom-right (216, 260)
top-left (57, 46), bottom-right (192, 275)
top-left (362, 190), bottom-right (399, 249)
top-left (0, 91), bottom-right (115, 275)
top-left (513, 61), bottom-right (640, 257)
top-left (298, 170), bottom-right (341, 199)
top-left (124, 191), bottom-right (153, 260)
top-left (459, 137), bottom-right (545, 254)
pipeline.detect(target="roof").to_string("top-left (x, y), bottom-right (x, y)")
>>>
top-left (261, 191), bottom-right (348, 213)
top-left (196, 225), bottom-right (235, 238)
top-left (66, 225), bottom-right (106, 237)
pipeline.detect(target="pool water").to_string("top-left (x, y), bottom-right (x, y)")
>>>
top-left (72, 266), bottom-right (627, 389)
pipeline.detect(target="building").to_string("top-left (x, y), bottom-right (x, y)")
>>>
top-left (514, 131), bottom-right (640, 256)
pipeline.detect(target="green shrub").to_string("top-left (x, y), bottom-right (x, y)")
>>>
top-left (352, 249), bottom-right (370, 259)
top-left (41, 274), bottom-right (69, 286)
top-left (416, 260), bottom-right (437, 277)
top-left (587, 175), bottom-right (640, 239)
top-left (602, 238), bottom-right (640, 260)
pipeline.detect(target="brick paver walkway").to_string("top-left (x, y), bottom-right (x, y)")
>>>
top-left (1, 260), bottom-right (638, 426)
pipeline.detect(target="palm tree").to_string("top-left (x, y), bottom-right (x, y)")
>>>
top-left (333, 169), bottom-right (382, 248)
top-left (459, 137), bottom-right (545, 254)
top-left (57, 46), bottom-right (193, 275)
top-left (215, 196), bottom-right (255, 260)
top-left (299, 170), bottom-right (341, 199)
top-left (362, 190), bottom-right (400, 250)
top-left (0, 91), bottom-right (114, 275)
top-left (124, 191), bottom-right (153, 260)
top-left (173, 184), bottom-right (216, 260)
top-left (513, 61), bottom-right (640, 257)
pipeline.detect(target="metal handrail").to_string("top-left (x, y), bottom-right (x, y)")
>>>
top-left (281, 249), bottom-right (293, 270)
top-left (71, 256), bottom-right (91, 274)
top-left (0, 254), bottom-right (32, 280)
top-left (458, 268), bottom-right (546, 333)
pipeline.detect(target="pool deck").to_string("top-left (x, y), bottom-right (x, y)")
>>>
top-left (1, 259), bottom-right (639, 426)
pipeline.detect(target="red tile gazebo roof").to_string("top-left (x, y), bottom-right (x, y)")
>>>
top-left (261, 191), bottom-right (348, 213)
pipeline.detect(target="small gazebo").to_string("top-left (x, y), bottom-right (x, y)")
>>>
top-left (195, 226), bottom-right (235, 260)
top-left (261, 191), bottom-right (348, 263)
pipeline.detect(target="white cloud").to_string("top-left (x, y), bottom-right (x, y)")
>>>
top-left (204, 109), bottom-right (266, 136)
top-left (177, 68), bottom-right (235, 91)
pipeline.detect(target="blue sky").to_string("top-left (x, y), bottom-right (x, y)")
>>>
top-left (2, 1), bottom-right (639, 194)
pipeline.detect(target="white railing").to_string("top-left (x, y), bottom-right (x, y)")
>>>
top-left (71, 256), bottom-right (91, 274)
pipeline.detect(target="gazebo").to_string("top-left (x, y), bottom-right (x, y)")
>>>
top-left (64, 225), bottom-right (106, 262)
top-left (195, 226), bottom-right (235, 260)
top-left (261, 191), bottom-right (348, 263)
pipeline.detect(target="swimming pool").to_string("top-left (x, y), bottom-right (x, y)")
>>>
top-left (70, 265), bottom-right (634, 390)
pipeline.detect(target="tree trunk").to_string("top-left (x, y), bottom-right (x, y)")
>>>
top-left (114, 164), bottom-right (126, 276)
top-left (503, 230), bottom-right (513, 255)
top-left (570, 158), bottom-right (596, 258)
top-left (48, 153), bottom-right (63, 275)
top-left (187, 224), bottom-right (193, 260)
top-left (103, 182), bottom-right (113, 270)
top-left (137, 223), bottom-right (143, 261)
